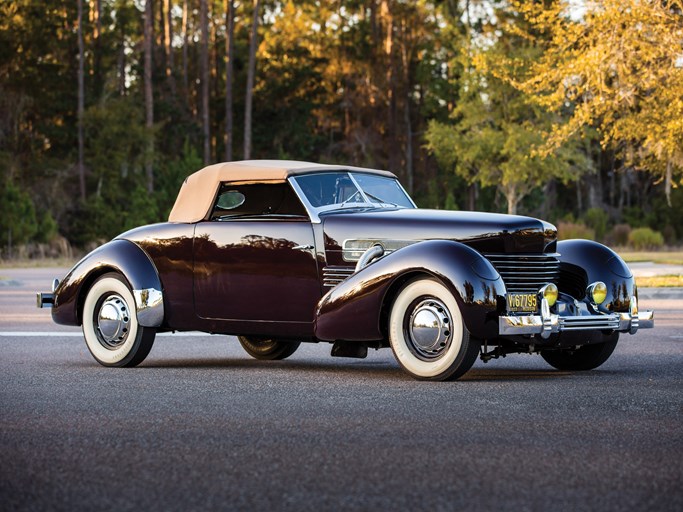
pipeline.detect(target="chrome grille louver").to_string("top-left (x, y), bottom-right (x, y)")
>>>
top-left (484, 253), bottom-right (560, 293)
top-left (559, 315), bottom-right (621, 331)
top-left (323, 266), bottom-right (355, 287)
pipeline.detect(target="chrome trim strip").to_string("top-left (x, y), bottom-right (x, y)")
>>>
top-left (133, 288), bottom-right (164, 327)
top-left (343, 239), bottom-right (417, 262)
top-left (485, 253), bottom-right (561, 258)
top-left (322, 266), bottom-right (356, 287)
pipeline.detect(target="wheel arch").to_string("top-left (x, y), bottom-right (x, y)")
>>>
top-left (314, 240), bottom-right (505, 342)
top-left (557, 239), bottom-right (636, 312)
top-left (52, 239), bottom-right (165, 327)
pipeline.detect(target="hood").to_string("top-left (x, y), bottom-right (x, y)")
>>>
top-left (322, 208), bottom-right (557, 259)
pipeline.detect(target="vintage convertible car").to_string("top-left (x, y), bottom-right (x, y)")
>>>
top-left (37, 160), bottom-right (654, 380)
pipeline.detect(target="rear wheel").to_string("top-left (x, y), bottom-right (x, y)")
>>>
top-left (388, 277), bottom-right (480, 381)
top-left (82, 273), bottom-right (156, 367)
top-left (238, 336), bottom-right (301, 360)
top-left (541, 334), bottom-right (619, 371)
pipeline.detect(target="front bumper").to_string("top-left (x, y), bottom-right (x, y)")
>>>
top-left (499, 295), bottom-right (654, 338)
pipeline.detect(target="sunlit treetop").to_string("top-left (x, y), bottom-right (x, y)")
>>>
top-left (485, 0), bottom-right (683, 202)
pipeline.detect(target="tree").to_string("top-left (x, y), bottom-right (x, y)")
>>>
top-left (77, 0), bottom-right (86, 201)
top-left (501, 0), bottom-right (683, 204)
top-left (144, 0), bottom-right (154, 192)
top-left (225, 0), bottom-right (235, 161)
top-left (426, 7), bottom-right (588, 214)
top-left (244, 0), bottom-right (261, 160)
top-left (200, 0), bottom-right (210, 164)
top-left (164, 0), bottom-right (177, 95)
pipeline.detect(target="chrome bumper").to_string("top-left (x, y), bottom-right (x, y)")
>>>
top-left (36, 292), bottom-right (54, 308)
top-left (499, 296), bottom-right (654, 338)
top-left (36, 278), bottom-right (60, 309)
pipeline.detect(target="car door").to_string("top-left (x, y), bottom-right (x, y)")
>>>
top-left (192, 181), bottom-right (321, 324)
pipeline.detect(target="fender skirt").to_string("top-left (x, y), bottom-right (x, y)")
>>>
top-left (52, 239), bottom-right (164, 327)
top-left (314, 240), bottom-right (505, 342)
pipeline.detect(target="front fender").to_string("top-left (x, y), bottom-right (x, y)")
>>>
top-left (557, 239), bottom-right (635, 312)
top-left (52, 239), bottom-right (164, 327)
top-left (314, 240), bottom-right (505, 342)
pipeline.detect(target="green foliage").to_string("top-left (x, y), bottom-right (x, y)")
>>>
top-left (557, 221), bottom-right (595, 241)
top-left (0, 0), bottom-right (681, 251)
top-left (583, 208), bottom-right (609, 241)
top-left (444, 191), bottom-right (458, 211)
top-left (0, 181), bottom-right (37, 248)
top-left (35, 209), bottom-right (58, 243)
top-left (155, 142), bottom-right (203, 219)
top-left (425, 10), bottom-right (590, 215)
top-left (629, 228), bottom-right (664, 250)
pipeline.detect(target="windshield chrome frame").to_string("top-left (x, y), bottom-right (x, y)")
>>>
top-left (288, 171), bottom-right (416, 224)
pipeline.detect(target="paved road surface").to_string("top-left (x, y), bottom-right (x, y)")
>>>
top-left (1, 268), bottom-right (681, 511)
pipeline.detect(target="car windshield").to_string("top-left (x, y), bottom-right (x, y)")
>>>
top-left (293, 172), bottom-right (414, 212)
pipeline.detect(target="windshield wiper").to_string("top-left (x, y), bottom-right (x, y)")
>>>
top-left (363, 191), bottom-right (399, 207)
top-left (339, 189), bottom-right (363, 207)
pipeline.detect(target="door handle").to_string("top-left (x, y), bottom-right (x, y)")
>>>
top-left (293, 244), bottom-right (314, 251)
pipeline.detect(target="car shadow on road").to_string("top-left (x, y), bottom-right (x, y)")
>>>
top-left (99, 356), bottom-right (620, 382)
top-left (135, 357), bottom-right (405, 380)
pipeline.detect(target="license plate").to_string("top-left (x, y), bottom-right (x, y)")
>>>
top-left (507, 293), bottom-right (538, 312)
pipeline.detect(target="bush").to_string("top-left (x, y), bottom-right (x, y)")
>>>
top-left (610, 224), bottom-right (632, 246)
top-left (557, 221), bottom-right (595, 241)
top-left (583, 207), bottom-right (608, 241)
top-left (628, 227), bottom-right (664, 250)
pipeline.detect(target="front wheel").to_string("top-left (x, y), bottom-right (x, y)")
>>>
top-left (238, 336), bottom-right (301, 360)
top-left (388, 277), bottom-right (480, 381)
top-left (82, 273), bottom-right (156, 367)
top-left (541, 334), bottom-right (619, 371)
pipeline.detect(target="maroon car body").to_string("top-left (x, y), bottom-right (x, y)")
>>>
top-left (37, 160), bottom-right (654, 380)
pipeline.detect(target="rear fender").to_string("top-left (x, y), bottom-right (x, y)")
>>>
top-left (52, 239), bottom-right (164, 327)
top-left (314, 240), bottom-right (505, 342)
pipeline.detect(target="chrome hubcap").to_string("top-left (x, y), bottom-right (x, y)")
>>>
top-left (407, 298), bottom-right (452, 359)
top-left (96, 294), bottom-right (131, 349)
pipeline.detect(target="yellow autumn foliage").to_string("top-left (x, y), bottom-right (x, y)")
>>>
top-left (488, 0), bottom-right (683, 200)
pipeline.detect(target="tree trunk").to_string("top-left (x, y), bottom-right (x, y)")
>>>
top-left (118, 27), bottom-right (126, 95)
top-left (467, 183), bottom-right (477, 211)
top-left (244, 0), bottom-right (261, 160)
top-left (144, 0), bottom-right (155, 192)
top-left (575, 177), bottom-right (583, 215)
top-left (164, 0), bottom-right (176, 95)
top-left (665, 159), bottom-right (672, 206)
top-left (200, 0), bottom-right (210, 164)
top-left (92, 0), bottom-right (102, 96)
top-left (182, 0), bottom-right (189, 93)
top-left (225, 0), bottom-right (235, 161)
top-left (505, 184), bottom-right (518, 215)
top-left (403, 98), bottom-right (413, 194)
top-left (77, 0), bottom-right (86, 201)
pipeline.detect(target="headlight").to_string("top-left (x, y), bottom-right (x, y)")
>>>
top-left (538, 283), bottom-right (558, 307)
top-left (586, 281), bottom-right (607, 305)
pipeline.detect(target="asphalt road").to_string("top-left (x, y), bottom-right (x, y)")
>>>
top-left (1, 268), bottom-right (681, 511)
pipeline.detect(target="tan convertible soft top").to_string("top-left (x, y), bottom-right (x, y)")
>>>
top-left (168, 160), bottom-right (397, 223)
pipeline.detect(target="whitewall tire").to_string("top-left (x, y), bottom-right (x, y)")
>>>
top-left (82, 273), bottom-right (156, 367)
top-left (389, 277), bottom-right (480, 381)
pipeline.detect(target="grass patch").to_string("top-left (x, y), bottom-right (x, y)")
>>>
top-left (636, 275), bottom-right (683, 288)
top-left (0, 257), bottom-right (77, 269)
top-left (619, 251), bottom-right (683, 265)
